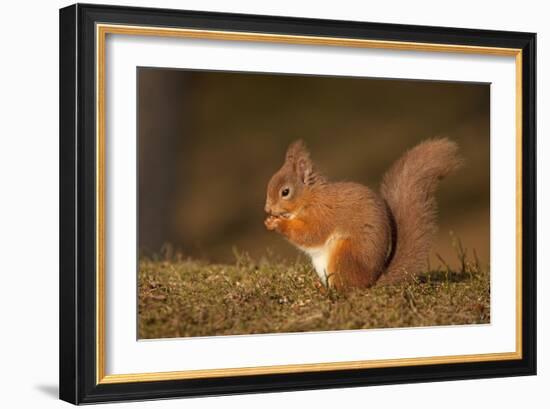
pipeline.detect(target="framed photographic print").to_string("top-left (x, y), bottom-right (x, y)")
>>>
top-left (59, 3), bottom-right (536, 404)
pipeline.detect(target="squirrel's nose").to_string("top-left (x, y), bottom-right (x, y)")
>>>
top-left (264, 204), bottom-right (271, 214)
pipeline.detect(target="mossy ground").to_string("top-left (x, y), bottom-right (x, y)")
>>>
top-left (138, 245), bottom-right (490, 339)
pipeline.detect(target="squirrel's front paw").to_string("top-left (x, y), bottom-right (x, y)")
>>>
top-left (264, 215), bottom-right (281, 231)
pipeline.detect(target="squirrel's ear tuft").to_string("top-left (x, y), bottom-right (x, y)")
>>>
top-left (285, 140), bottom-right (309, 163)
top-left (285, 140), bottom-right (320, 185)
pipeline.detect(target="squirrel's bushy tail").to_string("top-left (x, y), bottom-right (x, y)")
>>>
top-left (377, 138), bottom-right (462, 285)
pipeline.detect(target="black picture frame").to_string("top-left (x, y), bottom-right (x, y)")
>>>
top-left (59, 3), bottom-right (536, 405)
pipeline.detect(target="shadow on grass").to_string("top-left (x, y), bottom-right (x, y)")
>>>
top-left (417, 270), bottom-right (472, 284)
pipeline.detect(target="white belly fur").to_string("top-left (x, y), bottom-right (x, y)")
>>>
top-left (304, 247), bottom-right (330, 285)
top-left (299, 236), bottom-right (337, 286)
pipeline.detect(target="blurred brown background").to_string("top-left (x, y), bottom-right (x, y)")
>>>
top-left (138, 68), bottom-right (490, 269)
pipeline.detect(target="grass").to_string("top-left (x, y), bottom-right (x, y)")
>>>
top-left (138, 242), bottom-right (490, 339)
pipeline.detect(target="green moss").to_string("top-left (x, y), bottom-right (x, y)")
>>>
top-left (138, 251), bottom-right (489, 339)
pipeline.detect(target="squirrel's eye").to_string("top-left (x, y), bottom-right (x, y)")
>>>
top-left (281, 188), bottom-right (290, 197)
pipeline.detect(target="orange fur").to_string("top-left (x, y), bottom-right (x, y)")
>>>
top-left (327, 239), bottom-right (379, 289)
top-left (266, 216), bottom-right (326, 248)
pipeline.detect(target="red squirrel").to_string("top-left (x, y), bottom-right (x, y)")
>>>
top-left (264, 139), bottom-right (462, 289)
